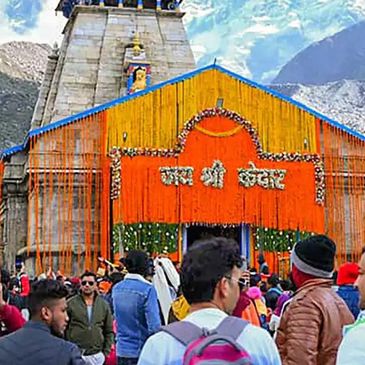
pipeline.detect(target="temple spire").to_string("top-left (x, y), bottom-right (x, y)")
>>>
top-left (133, 33), bottom-right (142, 56)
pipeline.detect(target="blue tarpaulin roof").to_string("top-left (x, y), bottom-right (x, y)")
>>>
top-left (1, 64), bottom-right (364, 160)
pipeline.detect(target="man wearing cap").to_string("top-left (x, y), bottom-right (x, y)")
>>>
top-left (336, 262), bottom-right (360, 318)
top-left (276, 235), bottom-right (354, 365)
top-left (336, 247), bottom-right (365, 365)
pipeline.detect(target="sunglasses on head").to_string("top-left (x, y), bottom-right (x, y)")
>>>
top-left (81, 280), bottom-right (95, 286)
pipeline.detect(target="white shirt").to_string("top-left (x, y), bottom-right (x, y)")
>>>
top-left (138, 308), bottom-right (282, 365)
top-left (336, 310), bottom-right (365, 365)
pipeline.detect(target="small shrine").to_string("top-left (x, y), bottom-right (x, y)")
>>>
top-left (124, 34), bottom-right (151, 95)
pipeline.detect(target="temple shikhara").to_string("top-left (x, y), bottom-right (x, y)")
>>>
top-left (1, 1), bottom-right (365, 276)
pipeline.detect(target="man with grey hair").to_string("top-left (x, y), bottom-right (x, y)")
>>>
top-left (276, 235), bottom-right (354, 365)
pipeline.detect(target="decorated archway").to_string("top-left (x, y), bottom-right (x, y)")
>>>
top-left (110, 108), bottom-right (325, 261)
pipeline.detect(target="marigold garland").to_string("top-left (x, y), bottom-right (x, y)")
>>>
top-left (194, 124), bottom-right (243, 137)
top-left (110, 108), bottom-right (325, 205)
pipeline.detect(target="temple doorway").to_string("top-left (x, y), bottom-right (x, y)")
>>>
top-left (186, 225), bottom-right (241, 247)
top-left (183, 224), bottom-right (251, 260)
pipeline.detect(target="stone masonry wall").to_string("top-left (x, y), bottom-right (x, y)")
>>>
top-left (1, 152), bottom-right (28, 271)
top-left (2, 5), bottom-right (196, 274)
top-left (41, 6), bottom-right (196, 124)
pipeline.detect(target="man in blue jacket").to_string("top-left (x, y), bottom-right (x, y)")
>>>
top-left (336, 262), bottom-right (360, 318)
top-left (113, 250), bottom-right (161, 365)
top-left (0, 279), bottom-right (85, 365)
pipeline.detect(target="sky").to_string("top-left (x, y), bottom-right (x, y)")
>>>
top-left (0, 0), bottom-right (67, 45)
top-left (1, 0), bottom-right (365, 84)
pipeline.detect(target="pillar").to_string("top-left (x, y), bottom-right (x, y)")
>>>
top-left (240, 224), bottom-right (250, 262)
top-left (182, 225), bottom-right (188, 254)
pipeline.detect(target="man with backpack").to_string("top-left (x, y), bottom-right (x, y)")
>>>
top-left (137, 237), bottom-right (281, 365)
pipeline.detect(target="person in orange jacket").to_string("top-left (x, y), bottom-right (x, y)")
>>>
top-left (247, 286), bottom-right (268, 328)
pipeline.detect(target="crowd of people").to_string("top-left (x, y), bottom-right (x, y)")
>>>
top-left (0, 234), bottom-right (364, 365)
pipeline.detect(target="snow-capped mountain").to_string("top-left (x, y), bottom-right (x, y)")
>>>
top-left (273, 21), bottom-right (365, 85)
top-left (271, 80), bottom-right (365, 134)
top-left (182, 0), bottom-right (365, 83)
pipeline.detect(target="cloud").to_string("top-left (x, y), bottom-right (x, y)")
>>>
top-left (4, 0), bottom-right (42, 34)
top-left (0, 0), bottom-right (67, 45)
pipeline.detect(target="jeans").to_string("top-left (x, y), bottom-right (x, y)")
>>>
top-left (118, 358), bottom-right (138, 365)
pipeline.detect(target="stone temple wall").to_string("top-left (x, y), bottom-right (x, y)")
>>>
top-left (33, 5), bottom-right (196, 128)
top-left (1, 5), bottom-right (195, 275)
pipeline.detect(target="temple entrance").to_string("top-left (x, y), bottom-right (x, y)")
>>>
top-left (186, 225), bottom-right (241, 247)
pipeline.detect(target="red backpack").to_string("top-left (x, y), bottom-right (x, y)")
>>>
top-left (162, 316), bottom-right (253, 365)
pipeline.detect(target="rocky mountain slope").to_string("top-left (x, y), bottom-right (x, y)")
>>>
top-left (0, 41), bottom-right (50, 83)
top-left (269, 20), bottom-right (365, 134)
top-left (0, 42), bottom-right (50, 150)
top-left (270, 80), bottom-right (365, 134)
top-left (273, 21), bottom-right (365, 85)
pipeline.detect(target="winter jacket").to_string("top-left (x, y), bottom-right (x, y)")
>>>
top-left (232, 290), bottom-right (261, 327)
top-left (336, 285), bottom-right (360, 319)
top-left (248, 287), bottom-right (268, 316)
top-left (276, 278), bottom-right (354, 365)
top-left (232, 290), bottom-right (251, 318)
top-left (101, 292), bottom-right (114, 314)
top-left (0, 320), bottom-right (85, 365)
top-left (112, 273), bottom-right (161, 358)
top-left (337, 310), bottom-right (365, 364)
top-left (242, 300), bottom-right (261, 327)
top-left (248, 286), bottom-right (268, 328)
top-left (0, 303), bottom-right (25, 336)
top-left (65, 293), bottom-right (114, 356)
top-left (18, 273), bottom-right (30, 297)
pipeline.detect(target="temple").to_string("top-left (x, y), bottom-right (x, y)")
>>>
top-left (1, 2), bottom-right (365, 277)
top-left (56, 0), bottom-right (183, 18)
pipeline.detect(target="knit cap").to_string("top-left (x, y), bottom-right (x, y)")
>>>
top-left (291, 235), bottom-right (336, 278)
top-left (337, 262), bottom-right (359, 285)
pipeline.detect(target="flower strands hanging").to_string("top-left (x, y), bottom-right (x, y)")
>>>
top-left (201, 160), bottom-right (226, 189)
top-left (314, 160), bottom-right (325, 205)
top-left (110, 108), bottom-right (325, 206)
top-left (254, 227), bottom-right (313, 252)
top-left (238, 161), bottom-right (286, 190)
top-left (109, 147), bottom-right (122, 199)
top-left (113, 223), bottom-right (178, 254)
top-left (159, 167), bottom-right (194, 186)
